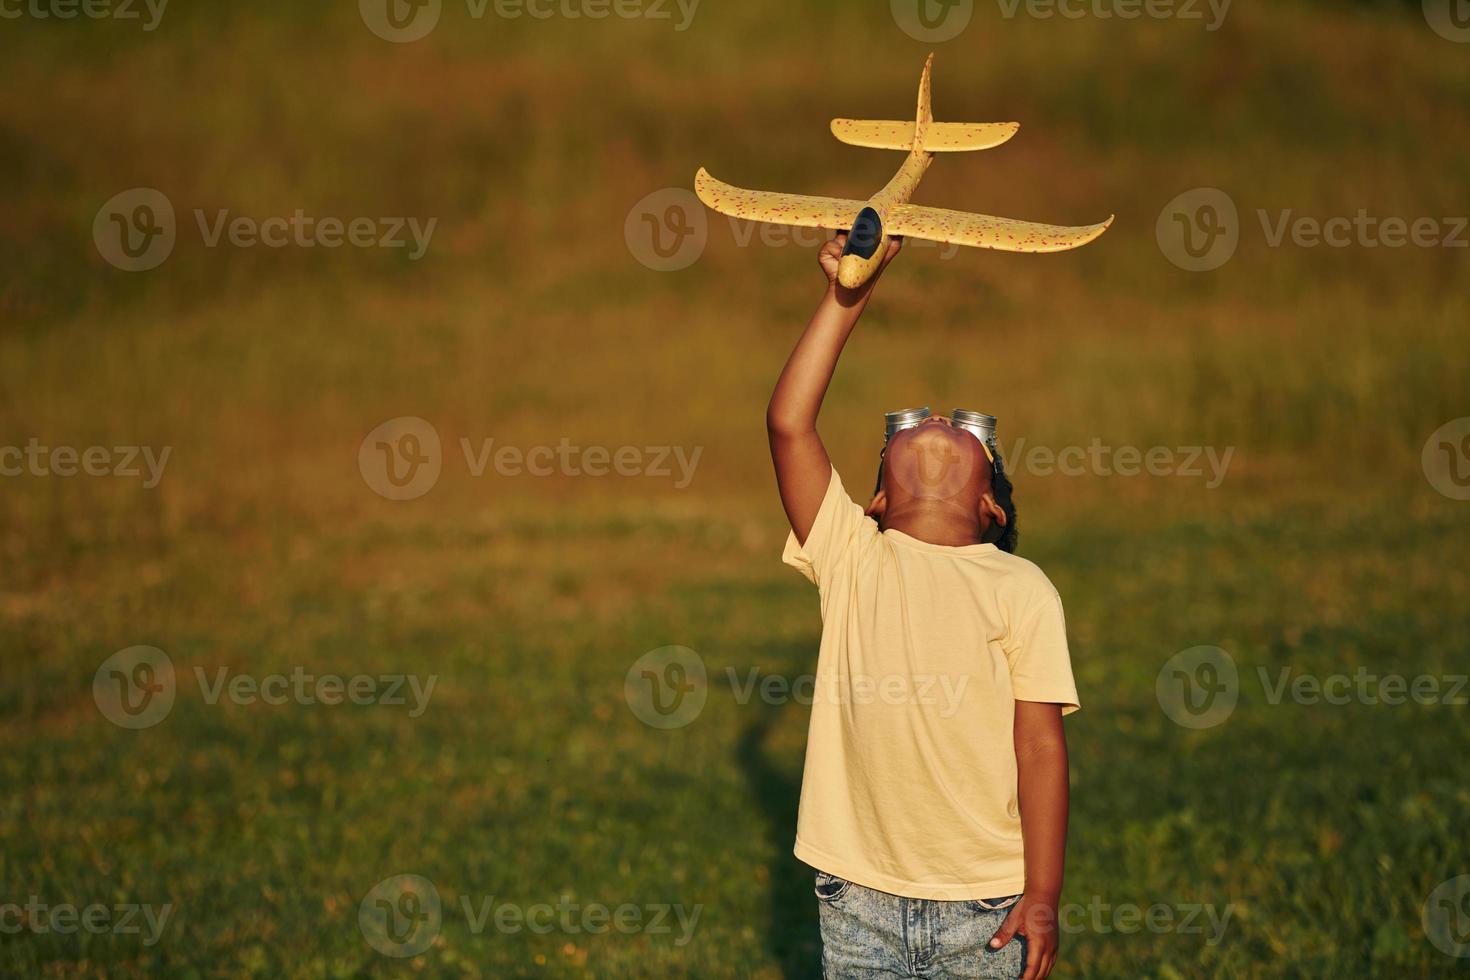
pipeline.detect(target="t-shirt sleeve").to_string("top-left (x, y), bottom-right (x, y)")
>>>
top-left (1002, 587), bottom-right (1081, 715)
top-left (780, 468), bottom-right (876, 588)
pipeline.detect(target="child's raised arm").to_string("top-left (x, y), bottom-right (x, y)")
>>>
top-left (767, 234), bottom-right (902, 543)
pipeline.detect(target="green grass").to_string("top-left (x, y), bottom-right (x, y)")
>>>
top-left (3, 498), bottom-right (1468, 977)
top-left (3, 0), bottom-right (1470, 976)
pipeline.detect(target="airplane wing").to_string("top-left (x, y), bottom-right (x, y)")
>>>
top-left (831, 120), bottom-right (1020, 152)
top-left (888, 202), bottom-right (1113, 253)
top-left (694, 168), bottom-right (864, 229)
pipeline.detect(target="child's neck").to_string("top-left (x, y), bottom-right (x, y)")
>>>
top-left (881, 509), bottom-right (985, 548)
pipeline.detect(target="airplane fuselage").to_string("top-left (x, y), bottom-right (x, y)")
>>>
top-left (837, 147), bottom-right (934, 288)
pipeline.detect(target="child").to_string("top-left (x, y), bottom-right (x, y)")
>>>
top-left (768, 235), bottom-right (1079, 980)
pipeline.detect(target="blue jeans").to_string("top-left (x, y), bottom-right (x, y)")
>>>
top-left (815, 872), bottom-right (1027, 979)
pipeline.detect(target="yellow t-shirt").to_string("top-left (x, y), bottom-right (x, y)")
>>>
top-left (782, 467), bottom-right (1079, 901)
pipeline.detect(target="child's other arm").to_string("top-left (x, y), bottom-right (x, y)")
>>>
top-left (767, 234), bottom-right (901, 544)
top-left (990, 700), bottom-right (1069, 980)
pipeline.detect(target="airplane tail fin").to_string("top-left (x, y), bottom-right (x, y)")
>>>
top-left (829, 55), bottom-right (1020, 152)
top-left (914, 52), bottom-right (934, 149)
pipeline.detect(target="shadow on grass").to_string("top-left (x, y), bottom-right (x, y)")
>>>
top-left (730, 639), bottom-right (823, 979)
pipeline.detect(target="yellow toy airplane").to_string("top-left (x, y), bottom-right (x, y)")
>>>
top-left (694, 54), bottom-right (1113, 288)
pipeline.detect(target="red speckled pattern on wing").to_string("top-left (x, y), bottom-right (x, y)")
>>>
top-left (694, 167), bottom-right (864, 229)
top-left (924, 121), bottom-right (1021, 150)
top-left (889, 202), bottom-right (1114, 253)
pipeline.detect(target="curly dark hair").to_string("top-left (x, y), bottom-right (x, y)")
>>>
top-left (983, 447), bottom-right (1019, 554)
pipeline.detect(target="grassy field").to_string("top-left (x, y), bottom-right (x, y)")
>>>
top-left (3, 0), bottom-right (1470, 976)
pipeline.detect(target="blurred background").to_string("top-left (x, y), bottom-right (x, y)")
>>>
top-left (2, 0), bottom-right (1469, 976)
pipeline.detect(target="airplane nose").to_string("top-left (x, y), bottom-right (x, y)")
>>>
top-left (837, 255), bottom-right (868, 289)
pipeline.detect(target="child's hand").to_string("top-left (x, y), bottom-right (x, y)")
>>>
top-left (988, 894), bottom-right (1059, 979)
top-left (817, 233), bottom-right (903, 300)
top-left (815, 234), bottom-right (847, 285)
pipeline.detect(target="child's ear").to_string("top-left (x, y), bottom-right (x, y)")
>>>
top-left (865, 489), bottom-right (888, 520)
top-left (978, 490), bottom-right (1006, 531)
